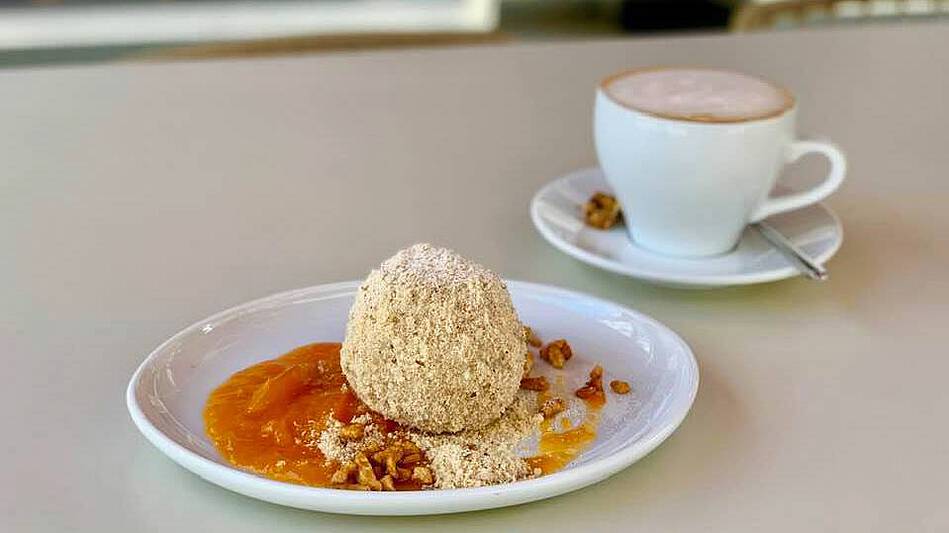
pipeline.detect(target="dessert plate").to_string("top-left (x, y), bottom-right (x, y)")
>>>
top-left (127, 281), bottom-right (698, 515)
top-left (531, 167), bottom-right (843, 288)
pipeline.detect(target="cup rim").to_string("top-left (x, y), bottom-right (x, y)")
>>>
top-left (598, 66), bottom-right (796, 125)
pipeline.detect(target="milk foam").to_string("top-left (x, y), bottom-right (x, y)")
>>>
top-left (604, 69), bottom-right (792, 122)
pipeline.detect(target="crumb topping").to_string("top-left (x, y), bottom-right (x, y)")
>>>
top-left (405, 392), bottom-right (543, 489)
top-left (340, 243), bottom-right (526, 433)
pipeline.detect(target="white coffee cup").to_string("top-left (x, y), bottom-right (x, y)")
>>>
top-left (594, 67), bottom-right (846, 257)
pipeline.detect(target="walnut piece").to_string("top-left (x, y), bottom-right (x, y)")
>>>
top-left (338, 439), bottom-right (433, 491)
top-left (524, 326), bottom-right (543, 348)
top-left (399, 440), bottom-right (422, 456)
top-left (519, 376), bottom-right (550, 391)
top-left (540, 397), bottom-right (566, 419)
top-left (401, 452), bottom-right (422, 465)
top-left (338, 423), bottom-right (365, 441)
top-left (610, 380), bottom-right (631, 394)
top-left (354, 452), bottom-right (382, 491)
top-left (540, 339), bottom-right (573, 369)
top-left (396, 467), bottom-right (413, 481)
top-left (589, 364), bottom-right (603, 382)
top-left (583, 192), bottom-right (622, 229)
top-left (374, 442), bottom-right (421, 477)
top-left (353, 451), bottom-right (372, 469)
top-left (574, 386), bottom-right (598, 399)
top-left (522, 351), bottom-right (535, 378)
top-left (575, 364), bottom-right (605, 400)
top-left (330, 461), bottom-right (357, 484)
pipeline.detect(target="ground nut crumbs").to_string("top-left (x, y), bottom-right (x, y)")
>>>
top-left (412, 466), bottom-right (434, 484)
top-left (406, 392), bottom-right (544, 489)
top-left (316, 413), bottom-right (385, 464)
top-left (314, 392), bottom-right (543, 490)
top-left (340, 244), bottom-right (526, 433)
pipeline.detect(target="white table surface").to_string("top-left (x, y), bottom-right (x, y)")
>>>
top-left (2, 22), bottom-right (948, 532)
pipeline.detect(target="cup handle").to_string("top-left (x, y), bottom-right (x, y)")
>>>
top-left (750, 140), bottom-right (847, 223)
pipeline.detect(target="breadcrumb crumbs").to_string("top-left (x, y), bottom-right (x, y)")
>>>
top-left (340, 243), bottom-right (527, 433)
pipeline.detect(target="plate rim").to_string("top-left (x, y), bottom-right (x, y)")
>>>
top-left (530, 166), bottom-right (844, 287)
top-left (127, 280), bottom-right (699, 515)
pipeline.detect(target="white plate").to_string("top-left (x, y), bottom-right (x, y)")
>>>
top-left (531, 167), bottom-right (843, 288)
top-left (127, 281), bottom-right (698, 515)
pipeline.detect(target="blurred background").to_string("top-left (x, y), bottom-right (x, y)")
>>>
top-left (1, 0), bottom-right (947, 68)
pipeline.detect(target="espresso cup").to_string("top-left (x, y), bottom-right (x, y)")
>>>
top-left (594, 67), bottom-right (846, 257)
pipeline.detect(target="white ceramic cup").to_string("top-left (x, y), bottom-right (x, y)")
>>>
top-left (594, 71), bottom-right (846, 257)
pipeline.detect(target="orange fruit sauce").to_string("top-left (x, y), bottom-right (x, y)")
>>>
top-left (204, 342), bottom-right (603, 488)
top-left (527, 388), bottom-right (604, 475)
top-left (205, 343), bottom-right (402, 488)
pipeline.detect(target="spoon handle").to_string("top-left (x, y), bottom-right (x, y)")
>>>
top-left (753, 222), bottom-right (829, 281)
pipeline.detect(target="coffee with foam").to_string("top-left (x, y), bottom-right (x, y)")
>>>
top-left (602, 68), bottom-right (794, 123)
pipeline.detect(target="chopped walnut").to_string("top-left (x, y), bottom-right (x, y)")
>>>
top-left (522, 351), bottom-right (534, 378)
top-left (540, 397), bottom-right (566, 419)
top-left (575, 364), bottom-right (605, 400)
top-left (589, 364), bottom-right (603, 382)
top-left (399, 440), bottom-right (421, 456)
top-left (610, 380), bottom-right (631, 394)
top-left (330, 461), bottom-right (357, 484)
top-left (338, 423), bottom-right (365, 441)
top-left (574, 386), bottom-right (598, 399)
top-left (361, 442), bottom-right (383, 457)
top-left (524, 326), bottom-right (543, 348)
top-left (412, 466), bottom-right (434, 485)
top-left (520, 375), bottom-right (550, 391)
top-left (354, 452), bottom-right (382, 491)
top-left (354, 451), bottom-right (372, 469)
top-left (372, 446), bottom-right (403, 477)
top-left (540, 339), bottom-right (573, 369)
top-left (545, 350), bottom-right (565, 369)
top-left (583, 192), bottom-right (622, 229)
top-left (396, 467), bottom-right (413, 481)
top-left (334, 439), bottom-right (430, 491)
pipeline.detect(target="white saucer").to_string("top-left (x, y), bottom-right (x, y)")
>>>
top-left (127, 281), bottom-right (698, 515)
top-left (530, 167), bottom-right (843, 288)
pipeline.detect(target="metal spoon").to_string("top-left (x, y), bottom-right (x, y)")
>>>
top-left (753, 222), bottom-right (828, 281)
